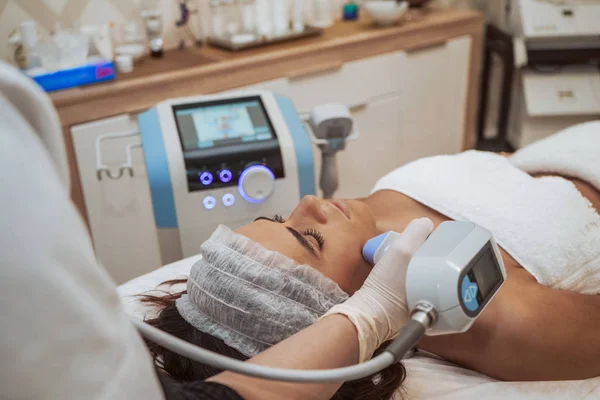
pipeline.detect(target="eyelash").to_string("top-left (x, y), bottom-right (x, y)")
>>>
top-left (272, 214), bottom-right (325, 249)
top-left (304, 228), bottom-right (325, 249)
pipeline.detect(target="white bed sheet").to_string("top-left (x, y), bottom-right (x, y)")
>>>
top-left (119, 258), bottom-right (600, 400)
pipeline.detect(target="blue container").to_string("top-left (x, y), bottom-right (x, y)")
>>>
top-left (29, 59), bottom-right (116, 92)
top-left (343, 2), bottom-right (359, 21)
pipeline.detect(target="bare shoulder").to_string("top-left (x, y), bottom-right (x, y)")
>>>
top-left (571, 178), bottom-right (600, 212)
top-left (364, 190), bottom-right (450, 233)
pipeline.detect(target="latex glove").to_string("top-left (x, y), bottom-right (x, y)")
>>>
top-left (321, 218), bottom-right (434, 362)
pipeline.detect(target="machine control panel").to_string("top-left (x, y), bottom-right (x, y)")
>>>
top-left (173, 96), bottom-right (285, 202)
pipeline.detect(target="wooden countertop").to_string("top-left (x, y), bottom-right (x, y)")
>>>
top-left (51, 8), bottom-right (482, 124)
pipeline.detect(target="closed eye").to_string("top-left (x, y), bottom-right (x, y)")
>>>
top-left (254, 215), bottom-right (322, 258)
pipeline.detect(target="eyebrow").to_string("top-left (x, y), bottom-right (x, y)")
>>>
top-left (255, 217), bottom-right (319, 258)
top-left (286, 226), bottom-right (319, 258)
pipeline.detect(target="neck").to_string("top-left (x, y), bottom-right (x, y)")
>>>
top-left (363, 190), bottom-right (450, 234)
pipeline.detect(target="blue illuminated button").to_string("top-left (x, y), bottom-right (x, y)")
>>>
top-left (200, 172), bottom-right (213, 186)
top-left (219, 169), bottom-right (233, 183)
top-left (203, 196), bottom-right (216, 210)
top-left (222, 193), bottom-right (236, 207)
top-left (461, 275), bottom-right (480, 312)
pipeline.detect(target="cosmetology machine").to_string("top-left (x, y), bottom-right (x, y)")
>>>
top-left (88, 91), bottom-right (357, 280)
top-left (135, 220), bottom-right (507, 381)
top-left (477, 0), bottom-right (600, 151)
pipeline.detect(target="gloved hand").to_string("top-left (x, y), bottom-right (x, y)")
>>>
top-left (321, 218), bottom-right (434, 362)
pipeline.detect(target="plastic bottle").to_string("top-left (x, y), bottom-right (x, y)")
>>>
top-left (240, 0), bottom-right (256, 33)
top-left (313, 0), bottom-right (333, 28)
top-left (222, 0), bottom-right (240, 36)
top-left (293, 0), bottom-right (305, 33)
top-left (255, 0), bottom-right (273, 37)
top-left (210, 0), bottom-right (224, 37)
top-left (273, 0), bottom-right (290, 36)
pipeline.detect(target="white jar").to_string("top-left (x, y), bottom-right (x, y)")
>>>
top-left (313, 0), bottom-right (333, 28)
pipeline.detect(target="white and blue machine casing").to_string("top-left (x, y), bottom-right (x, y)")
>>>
top-left (137, 91), bottom-right (315, 259)
top-left (517, 0), bottom-right (600, 49)
top-left (405, 221), bottom-right (506, 336)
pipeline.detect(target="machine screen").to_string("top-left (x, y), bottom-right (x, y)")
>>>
top-left (173, 97), bottom-right (276, 151)
top-left (471, 247), bottom-right (501, 299)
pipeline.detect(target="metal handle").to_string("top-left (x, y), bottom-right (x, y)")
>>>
top-left (406, 40), bottom-right (448, 54)
top-left (287, 60), bottom-right (344, 81)
top-left (95, 131), bottom-right (140, 181)
top-left (349, 101), bottom-right (368, 113)
top-left (558, 90), bottom-right (575, 99)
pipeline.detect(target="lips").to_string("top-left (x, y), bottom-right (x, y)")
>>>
top-left (329, 200), bottom-right (352, 220)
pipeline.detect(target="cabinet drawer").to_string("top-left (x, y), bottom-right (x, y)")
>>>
top-left (522, 65), bottom-right (600, 116)
top-left (278, 51), bottom-right (407, 112)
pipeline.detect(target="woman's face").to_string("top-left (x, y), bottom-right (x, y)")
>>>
top-left (235, 196), bottom-right (380, 294)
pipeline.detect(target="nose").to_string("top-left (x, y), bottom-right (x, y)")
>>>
top-left (292, 195), bottom-right (328, 224)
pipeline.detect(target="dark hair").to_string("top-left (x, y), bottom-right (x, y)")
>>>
top-left (141, 280), bottom-right (406, 400)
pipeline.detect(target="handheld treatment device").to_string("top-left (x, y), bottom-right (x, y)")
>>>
top-left (363, 221), bottom-right (506, 335)
top-left (134, 221), bottom-right (505, 382)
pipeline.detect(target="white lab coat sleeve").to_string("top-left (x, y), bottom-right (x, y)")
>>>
top-left (0, 90), bottom-right (164, 399)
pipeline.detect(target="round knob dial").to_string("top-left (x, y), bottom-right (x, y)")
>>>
top-left (238, 165), bottom-right (275, 204)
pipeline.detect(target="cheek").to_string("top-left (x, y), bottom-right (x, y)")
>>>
top-left (327, 246), bottom-right (371, 294)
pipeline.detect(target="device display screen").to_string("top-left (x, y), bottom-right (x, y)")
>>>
top-left (471, 247), bottom-right (501, 299)
top-left (173, 97), bottom-right (276, 151)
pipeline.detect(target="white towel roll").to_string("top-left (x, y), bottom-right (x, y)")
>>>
top-left (372, 151), bottom-right (600, 294)
top-left (510, 120), bottom-right (600, 192)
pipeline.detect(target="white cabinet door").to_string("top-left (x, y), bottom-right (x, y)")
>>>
top-left (72, 115), bottom-right (162, 284)
top-left (400, 36), bottom-right (471, 162)
top-left (325, 94), bottom-right (405, 199)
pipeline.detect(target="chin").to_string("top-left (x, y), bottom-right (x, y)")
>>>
top-left (349, 200), bottom-right (378, 233)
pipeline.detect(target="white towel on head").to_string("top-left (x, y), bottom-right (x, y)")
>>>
top-left (372, 151), bottom-right (600, 294)
top-left (510, 120), bottom-right (600, 191)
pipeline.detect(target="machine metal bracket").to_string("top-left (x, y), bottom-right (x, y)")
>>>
top-left (95, 131), bottom-right (141, 181)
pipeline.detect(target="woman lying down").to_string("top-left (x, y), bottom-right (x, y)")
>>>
top-left (133, 122), bottom-right (600, 399)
